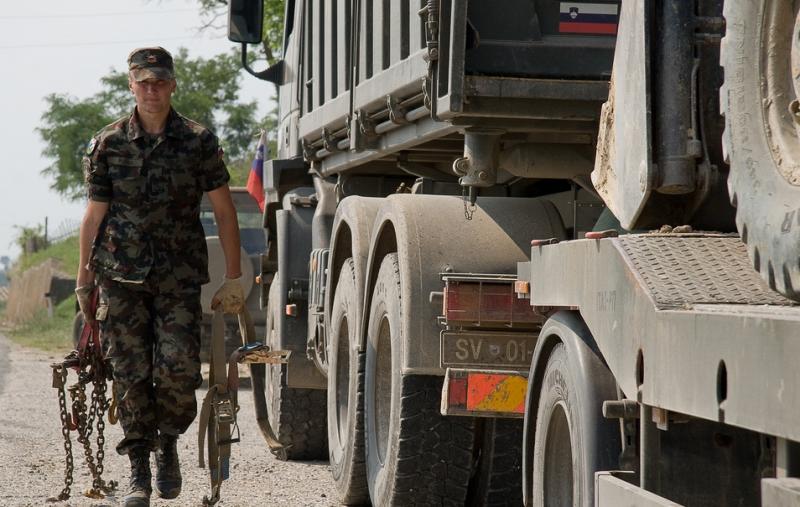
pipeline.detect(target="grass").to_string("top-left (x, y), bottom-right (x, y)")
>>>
top-left (6, 236), bottom-right (80, 353)
top-left (13, 235), bottom-right (80, 277)
top-left (7, 296), bottom-right (76, 353)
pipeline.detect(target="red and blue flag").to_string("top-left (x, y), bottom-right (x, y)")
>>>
top-left (246, 131), bottom-right (267, 212)
top-left (559, 2), bottom-right (619, 35)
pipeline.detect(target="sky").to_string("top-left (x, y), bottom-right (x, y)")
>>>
top-left (0, 0), bottom-right (271, 262)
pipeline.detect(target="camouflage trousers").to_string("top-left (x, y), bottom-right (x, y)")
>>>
top-left (98, 275), bottom-right (203, 455)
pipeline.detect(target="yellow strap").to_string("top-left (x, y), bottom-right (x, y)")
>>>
top-left (197, 385), bottom-right (217, 469)
top-left (108, 384), bottom-right (119, 425)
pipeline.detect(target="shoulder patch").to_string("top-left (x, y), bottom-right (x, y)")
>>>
top-left (86, 137), bottom-right (98, 156)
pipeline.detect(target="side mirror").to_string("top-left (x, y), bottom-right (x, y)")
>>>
top-left (228, 0), bottom-right (263, 44)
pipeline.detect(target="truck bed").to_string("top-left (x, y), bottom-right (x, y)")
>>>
top-left (292, 0), bottom-right (619, 177)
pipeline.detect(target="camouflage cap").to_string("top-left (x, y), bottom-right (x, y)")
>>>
top-left (127, 46), bottom-right (175, 81)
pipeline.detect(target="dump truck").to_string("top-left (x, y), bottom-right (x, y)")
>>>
top-left (227, 0), bottom-right (800, 505)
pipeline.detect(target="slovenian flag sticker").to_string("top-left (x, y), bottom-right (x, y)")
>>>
top-left (559, 2), bottom-right (619, 35)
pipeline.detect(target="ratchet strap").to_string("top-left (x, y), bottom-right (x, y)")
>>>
top-left (197, 307), bottom-right (290, 505)
top-left (229, 308), bottom-right (290, 457)
top-left (198, 310), bottom-right (238, 506)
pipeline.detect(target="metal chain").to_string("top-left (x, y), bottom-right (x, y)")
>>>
top-left (51, 347), bottom-right (116, 501)
top-left (71, 381), bottom-right (103, 498)
top-left (91, 374), bottom-right (116, 495)
top-left (462, 186), bottom-right (475, 220)
top-left (50, 365), bottom-right (74, 502)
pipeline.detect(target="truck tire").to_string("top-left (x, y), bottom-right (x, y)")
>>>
top-left (468, 419), bottom-right (524, 507)
top-left (530, 341), bottom-right (618, 507)
top-left (327, 258), bottom-right (369, 504)
top-left (263, 277), bottom-right (328, 460)
top-left (721, 0), bottom-right (800, 299)
top-left (364, 253), bottom-right (475, 505)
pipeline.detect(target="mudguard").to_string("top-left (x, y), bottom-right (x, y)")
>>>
top-left (522, 311), bottom-right (619, 506)
top-left (360, 194), bottom-right (567, 374)
top-left (275, 187), bottom-right (325, 389)
top-left (324, 196), bottom-right (384, 348)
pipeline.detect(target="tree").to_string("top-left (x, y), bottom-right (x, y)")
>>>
top-left (196, 0), bottom-right (285, 65)
top-left (38, 49), bottom-right (264, 199)
top-left (195, 0), bottom-right (283, 168)
top-left (13, 225), bottom-right (46, 256)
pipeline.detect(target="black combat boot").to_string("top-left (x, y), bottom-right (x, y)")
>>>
top-left (124, 446), bottom-right (152, 507)
top-left (154, 433), bottom-right (182, 499)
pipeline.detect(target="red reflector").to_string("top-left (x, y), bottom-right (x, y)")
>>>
top-left (444, 280), bottom-right (540, 326)
top-left (448, 377), bottom-right (468, 408)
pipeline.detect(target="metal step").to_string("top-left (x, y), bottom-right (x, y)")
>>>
top-left (619, 235), bottom-right (791, 309)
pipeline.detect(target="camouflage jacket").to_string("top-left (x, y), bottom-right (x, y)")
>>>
top-left (84, 107), bottom-right (229, 284)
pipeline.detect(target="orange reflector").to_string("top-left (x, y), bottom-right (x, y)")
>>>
top-left (514, 280), bottom-right (530, 295)
top-left (466, 373), bottom-right (526, 414)
top-left (285, 303), bottom-right (297, 316)
top-left (443, 368), bottom-right (527, 418)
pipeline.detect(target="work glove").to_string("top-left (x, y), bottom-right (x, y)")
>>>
top-left (211, 276), bottom-right (245, 314)
top-left (75, 284), bottom-right (95, 322)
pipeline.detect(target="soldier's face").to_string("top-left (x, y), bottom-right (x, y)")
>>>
top-left (129, 77), bottom-right (176, 115)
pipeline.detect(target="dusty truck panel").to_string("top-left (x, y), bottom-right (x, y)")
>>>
top-left (227, 0), bottom-right (800, 505)
top-left (289, 0), bottom-right (614, 178)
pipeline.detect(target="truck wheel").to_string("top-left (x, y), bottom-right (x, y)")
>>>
top-left (364, 253), bottom-right (475, 505)
top-left (468, 419), bottom-right (524, 507)
top-left (531, 341), bottom-right (618, 507)
top-left (327, 258), bottom-right (369, 504)
top-left (263, 277), bottom-right (328, 460)
top-left (721, 0), bottom-right (800, 299)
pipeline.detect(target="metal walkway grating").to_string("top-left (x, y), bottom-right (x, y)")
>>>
top-left (619, 235), bottom-right (794, 309)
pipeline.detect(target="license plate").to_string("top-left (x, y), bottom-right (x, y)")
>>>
top-left (441, 331), bottom-right (536, 368)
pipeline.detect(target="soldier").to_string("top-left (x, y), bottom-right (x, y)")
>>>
top-left (74, 47), bottom-right (245, 507)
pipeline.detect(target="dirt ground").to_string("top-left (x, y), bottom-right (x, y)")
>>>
top-left (0, 333), bottom-right (338, 507)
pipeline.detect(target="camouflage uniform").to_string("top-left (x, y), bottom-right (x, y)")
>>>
top-left (84, 107), bottom-right (229, 455)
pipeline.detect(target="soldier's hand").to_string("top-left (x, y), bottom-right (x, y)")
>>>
top-left (75, 284), bottom-right (95, 322)
top-left (212, 276), bottom-right (245, 314)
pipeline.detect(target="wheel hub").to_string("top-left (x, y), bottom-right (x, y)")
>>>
top-left (764, 1), bottom-right (800, 185)
top-left (335, 320), bottom-right (350, 444)
top-left (374, 316), bottom-right (393, 465)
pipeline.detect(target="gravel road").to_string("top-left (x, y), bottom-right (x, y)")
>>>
top-left (0, 332), bottom-right (338, 507)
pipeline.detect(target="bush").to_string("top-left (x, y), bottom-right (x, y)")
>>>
top-left (13, 235), bottom-right (79, 277)
top-left (8, 296), bottom-right (75, 352)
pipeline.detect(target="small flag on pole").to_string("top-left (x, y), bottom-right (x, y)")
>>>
top-left (247, 131), bottom-right (268, 212)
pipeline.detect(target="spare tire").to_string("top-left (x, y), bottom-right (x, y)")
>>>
top-left (721, 0), bottom-right (800, 299)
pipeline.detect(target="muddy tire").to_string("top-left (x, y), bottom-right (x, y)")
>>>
top-left (262, 277), bottom-right (328, 460)
top-left (327, 258), bottom-right (369, 504)
top-left (721, 0), bottom-right (800, 299)
top-left (530, 337), bottom-right (619, 507)
top-left (468, 419), bottom-right (524, 507)
top-left (364, 253), bottom-right (475, 505)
